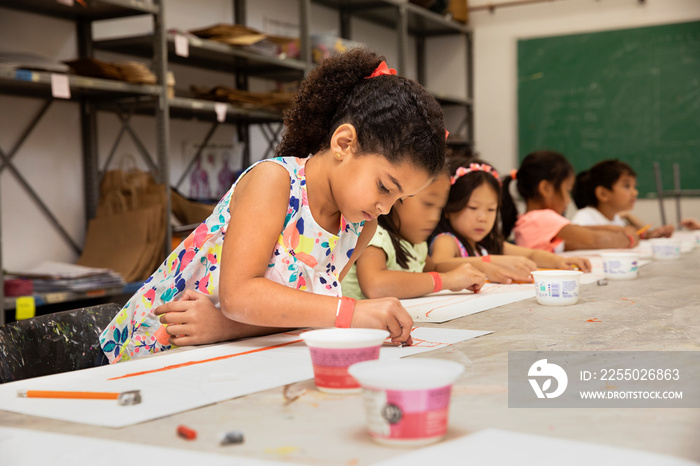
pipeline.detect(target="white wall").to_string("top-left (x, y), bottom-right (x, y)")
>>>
top-left (2, 0), bottom-right (698, 271)
top-left (469, 0), bottom-right (700, 224)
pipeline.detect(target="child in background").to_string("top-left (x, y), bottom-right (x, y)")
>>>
top-left (100, 49), bottom-right (448, 363)
top-left (342, 170), bottom-right (486, 300)
top-left (431, 159), bottom-right (591, 283)
top-left (501, 151), bottom-right (639, 253)
top-left (571, 159), bottom-right (674, 238)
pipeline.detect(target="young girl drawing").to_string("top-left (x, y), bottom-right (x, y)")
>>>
top-left (501, 151), bottom-right (639, 253)
top-left (341, 170), bottom-right (486, 300)
top-left (430, 159), bottom-right (591, 284)
top-left (99, 49), bottom-right (447, 363)
top-left (571, 159), bottom-right (674, 238)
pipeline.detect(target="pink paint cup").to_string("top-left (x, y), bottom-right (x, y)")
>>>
top-left (301, 328), bottom-right (389, 394)
top-left (348, 358), bottom-right (465, 446)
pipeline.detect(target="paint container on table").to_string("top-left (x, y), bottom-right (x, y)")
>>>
top-left (348, 358), bottom-right (464, 447)
top-left (301, 328), bottom-right (389, 394)
top-left (599, 252), bottom-right (640, 280)
top-left (531, 270), bottom-right (583, 306)
top-left (650, 238), bottom-right (682, 260)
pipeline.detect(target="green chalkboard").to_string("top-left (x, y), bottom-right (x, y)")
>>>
top-left (518, 21), bottom-right (700, 196)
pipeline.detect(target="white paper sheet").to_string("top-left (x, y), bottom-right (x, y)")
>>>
top-left (0, 426), bottom-right (299, 466)
top-left (399, 255), bottom-right (653, 322)
top-left (0, 327), bottom-right (489, 428)
top-left (401, 283), bottom-right (536, 323)
top-left (372, 428), bottom-right (699, 466)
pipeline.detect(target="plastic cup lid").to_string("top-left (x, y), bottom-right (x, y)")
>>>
top-left (530, 270), bottom-right (583, 278)
top-left (348, 358), bottom-right (464, 391)
top-left (300, 328), bottom-right (390, 349)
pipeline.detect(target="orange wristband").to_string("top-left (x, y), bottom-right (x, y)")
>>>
top-left (428, 271), bottom-right (443, 293)
top-left (481, 255), bottom-right (491, 263)
top-left (335, 297), bottom-right (355, 328)
top-left (625, 233), bottom-right (635, 248)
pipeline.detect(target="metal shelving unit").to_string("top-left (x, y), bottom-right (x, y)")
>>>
top-left (311, 0), bottom-right (474, 150)
top-left (95, 32), bottom-right (309, 81)
top-left (93, 22), bottom-right (312, 169)
top-left (0, 0), bottom-right (168, 325)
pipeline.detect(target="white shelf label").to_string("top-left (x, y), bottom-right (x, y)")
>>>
top-left (50, 74), bottom-right (71, 99)
top-left (174, 34), bottom-right (189, 58)
top-left (214, 103), bottom-right (227, 122)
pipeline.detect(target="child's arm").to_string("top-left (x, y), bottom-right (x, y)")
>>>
top-left (557, 224), bottom-right (638, 250)
top-left (356, 247), bottom-right (485, 299)
top-left (502, 242), bottom-right (592, 272)
top-left (621, 212), bottom-right (674, 238)
top-left (154, 290), bottom-right (291, 347)
top-left (431, 234), bottom-right (530, 283)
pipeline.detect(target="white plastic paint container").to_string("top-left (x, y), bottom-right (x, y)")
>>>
top-left (530, 270), bottom-right (583, 306)
top-left (301, 328), bottom-right (389, 394)
top-left (348, 358), bottom-right (464, 446)
top-left (599, 252), bottom-right (640, 280)
top-left (650, 238), bottom-right (682, 260)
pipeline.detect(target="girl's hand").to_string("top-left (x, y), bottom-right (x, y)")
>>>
top-left (489, 255), bottom-right (537, 282)
top-left (681, 218), bottom-right (700, 231)
top-left (352, 298), bottom-right (414, 345)
top-left (154, 290), bottom-right (237, 347)
top-left (442, 263), bottom-right (486, 293)
top-left (482, 263), bottom-right (532, 284)
top-left (647, 224), bottom-right (675, 238)
top-left (556, 256), bottom-right (592, 273)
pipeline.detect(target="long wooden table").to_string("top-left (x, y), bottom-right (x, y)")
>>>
top-left (2, 249), bottom-right (699, 465)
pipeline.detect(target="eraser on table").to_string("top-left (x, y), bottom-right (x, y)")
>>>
top-left (177, 425), bottom-right (197, 440)
top-left (220, 430), bottom-right (244, 445)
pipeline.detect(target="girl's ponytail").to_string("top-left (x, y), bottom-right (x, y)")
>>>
top-left (572, 170), bottom-right (593, 209)
top-left (500, 175), bottom-right (518, 239)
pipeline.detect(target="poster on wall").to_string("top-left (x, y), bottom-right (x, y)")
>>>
top-left (179, 142), bottom-right (243, 202)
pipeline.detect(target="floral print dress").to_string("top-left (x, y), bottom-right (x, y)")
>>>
top-left (100, 157), bottom-right (364, 363)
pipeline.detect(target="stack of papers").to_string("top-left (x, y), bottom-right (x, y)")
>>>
top-left (6, 261), bottom-right (125, 292)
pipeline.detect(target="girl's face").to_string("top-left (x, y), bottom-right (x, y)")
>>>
top-left (601, 173), bottom-right (638, 212)
top-left (334, 154), bottom-right (432, 224)
top-left (446, 181), bottom-right (498, 246)
top-left (547, 174), bottom-right (575, 215)
top-left (393, 173), bottom-right (450, 244)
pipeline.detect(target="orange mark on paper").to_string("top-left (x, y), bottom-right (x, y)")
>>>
top-left (108, 339), bottom-right (303, 381)
top-left (586, 318), bottom-right (601, 323)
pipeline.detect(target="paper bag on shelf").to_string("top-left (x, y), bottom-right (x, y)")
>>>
top-left (78, 164), bottom-right (167, 283)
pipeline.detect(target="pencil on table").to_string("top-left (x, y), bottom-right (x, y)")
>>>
top-left (17, 390), bottom-right (120, 400)
top-left (636, 224), bottom-right (651, 236)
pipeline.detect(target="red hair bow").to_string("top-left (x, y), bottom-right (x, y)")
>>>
top-left (365, 61), bottom-right (397, 79)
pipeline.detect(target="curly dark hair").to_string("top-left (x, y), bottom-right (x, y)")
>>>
top-left (572, 159), bottom-right (636, 209)
top-left (432, 157), bottom-right (504, 256)
top-left (277, 48), bottom-right (445, 176)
